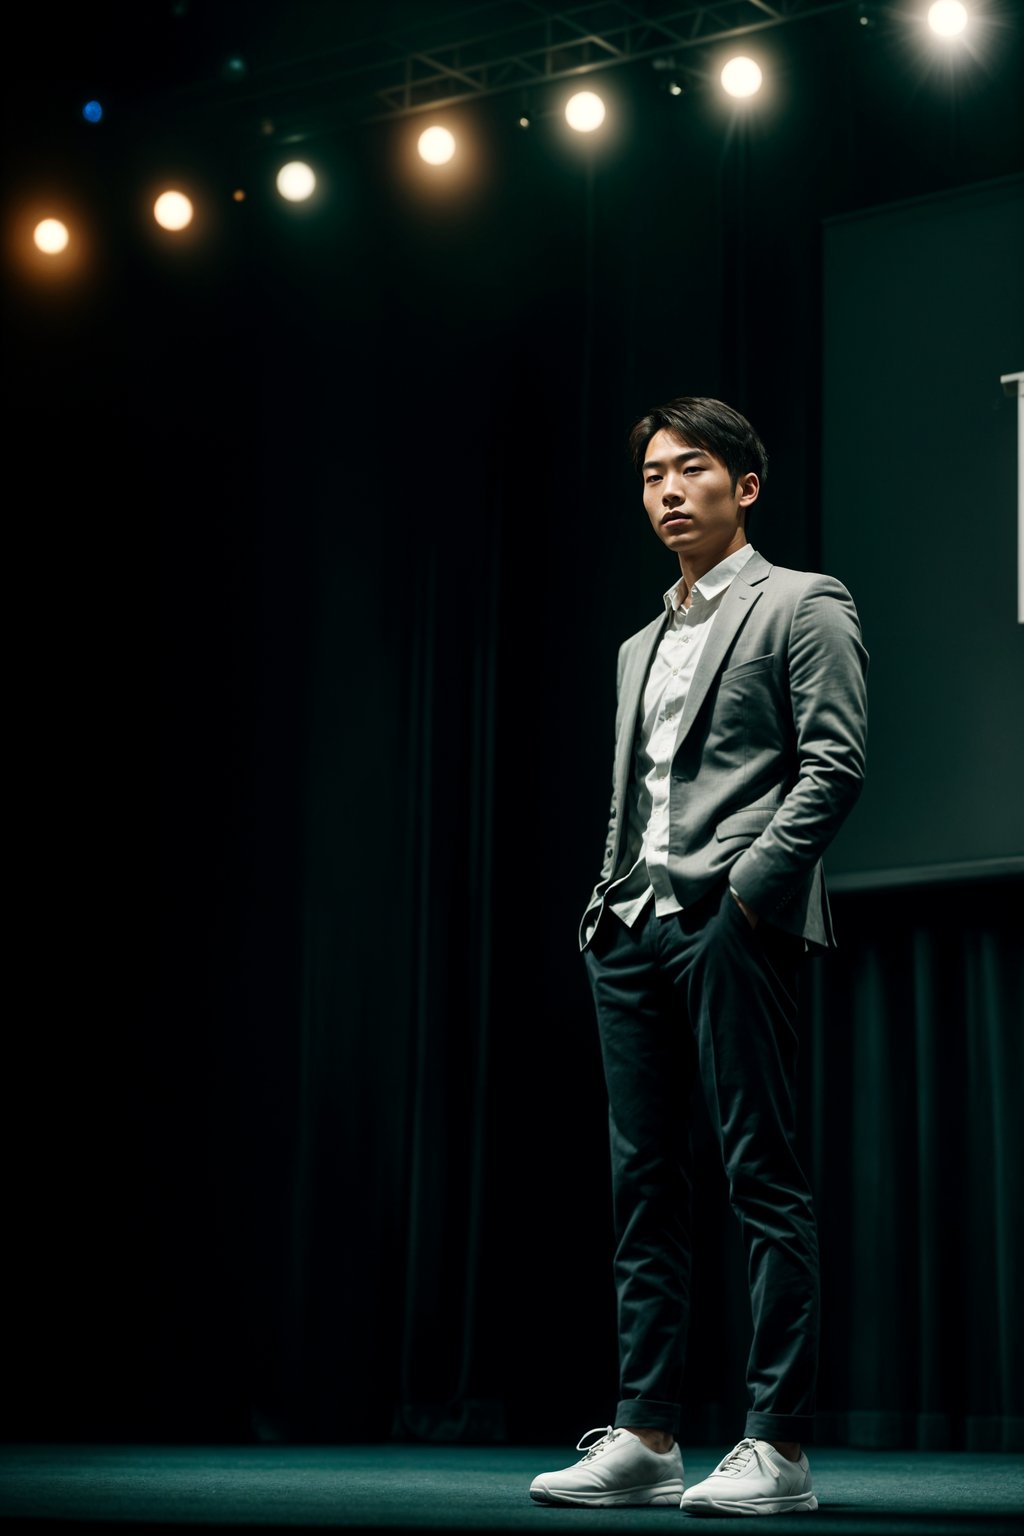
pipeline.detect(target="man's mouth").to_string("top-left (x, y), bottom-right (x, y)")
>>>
top-left (662, 511), bottom-right (691, 526)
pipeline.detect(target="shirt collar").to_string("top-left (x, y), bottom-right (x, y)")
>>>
top-left (663, 542), bottom-right (757, 614)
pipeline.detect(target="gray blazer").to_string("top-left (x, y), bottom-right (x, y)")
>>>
top-left (580, 551), bottom-right (868, 953)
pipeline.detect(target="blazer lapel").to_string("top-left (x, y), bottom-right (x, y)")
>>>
top-left (673, 553), bottom-right (771, 751)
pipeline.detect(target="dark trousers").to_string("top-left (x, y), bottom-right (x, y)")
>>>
top-left (584, 882), bottom-right (819, 1442)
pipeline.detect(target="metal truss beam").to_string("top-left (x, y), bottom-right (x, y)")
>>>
top-left (210, 1), bottom-right (860, 135)
top-left (368, 2), bottom-right (838, 120)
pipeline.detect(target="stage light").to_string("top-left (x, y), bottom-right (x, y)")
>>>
top-left (276, 161), bottom-right (316, 200)
top-left (928, 2), bottom-right (968, 36)
top-left (652, 57), bottom-right (685, 98)
top-left (153, 191), bottom-right (193, 231)
top-left (82, 100), bottom-right (103, 124)
top-left (33, 218), bottom-right (69, 255)
top-left (232, 189), bottom-right (246, 202)
top-left (518, 115), bottom-right (530, 129)
top-left (418, 126), bottom-right (456, 164)
top-left (565, 91), bottom-right (605, 132)
top-left (721, 57), bottom-right (763, 98)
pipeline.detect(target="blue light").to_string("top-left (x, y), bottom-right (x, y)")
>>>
top-left (83, 100), bottom-right (103, 123)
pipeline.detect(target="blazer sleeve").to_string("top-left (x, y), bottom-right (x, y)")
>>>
top-left (728, 575), bottom-right (868, 916)
top-left (597, 639), bottom-right (630, 884)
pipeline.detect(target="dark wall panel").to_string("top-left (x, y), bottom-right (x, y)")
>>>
top-left (822, 176), bottom-right (1024, 884)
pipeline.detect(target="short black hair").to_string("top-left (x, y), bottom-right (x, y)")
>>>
top-left (628, 396), bottom-right (768, 492)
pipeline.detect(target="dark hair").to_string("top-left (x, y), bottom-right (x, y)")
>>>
top-left (628, 396), bottom-right (768, 491)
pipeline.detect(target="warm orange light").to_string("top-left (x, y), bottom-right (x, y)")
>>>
top-left (418, 126), bottom-right (456, 165)
top-left (33, 218), bottom-right (70, 254)
top-left (154, 191), bottom-right (194, 231)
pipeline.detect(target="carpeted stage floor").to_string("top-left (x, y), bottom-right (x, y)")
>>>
top-left (1, 1445), bottom-right (1022, 1534)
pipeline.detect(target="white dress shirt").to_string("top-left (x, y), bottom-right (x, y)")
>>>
top-left (605, 542), bottom-right (758, 928)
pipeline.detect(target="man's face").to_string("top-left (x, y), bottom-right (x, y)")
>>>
top-left (641, 428), bottom-right (758, 567)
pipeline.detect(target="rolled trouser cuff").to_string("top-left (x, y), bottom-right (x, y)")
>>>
top-left (745, 1410), bottom-right (815, 1442)
top-left (615, 1398), bottom-right (679, 1435)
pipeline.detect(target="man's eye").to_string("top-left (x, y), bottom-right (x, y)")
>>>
top-left (646, 475), bottom-right (661, 485)
top-left (684, 466), bottom-right (703, 475)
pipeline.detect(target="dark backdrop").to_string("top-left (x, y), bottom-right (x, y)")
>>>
top-left (822, 176), bottom-right (1024, 883)
top-left (3, 1), bottom-right (1022, 1451)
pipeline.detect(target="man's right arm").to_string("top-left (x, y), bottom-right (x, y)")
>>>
top-left (597, 640), bottom-right (629, 884)
top-left (598, 774), bottom-right (619, 884)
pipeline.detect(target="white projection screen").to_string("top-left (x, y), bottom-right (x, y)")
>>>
top-left (821, 175), bottom-right (1024, 889)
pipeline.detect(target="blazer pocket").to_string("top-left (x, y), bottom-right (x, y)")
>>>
top-left (720, 652), bottom-right (774, 682)
top-left (716, 808), bottom-right (777, 840)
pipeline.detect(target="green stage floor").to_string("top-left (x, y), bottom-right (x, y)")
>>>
top-left (1, 1445), bottom-right (1022, 1534)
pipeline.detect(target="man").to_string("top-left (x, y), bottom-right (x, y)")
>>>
top-left (529, 397), bottom-right (867, 1516)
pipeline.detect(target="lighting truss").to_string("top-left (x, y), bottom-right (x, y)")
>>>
top-left (206, 0), bottom-right (860, 138)
top-left (362, 0), bottom-right (859, 120)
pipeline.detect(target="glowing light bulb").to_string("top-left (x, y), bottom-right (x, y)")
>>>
top-left (34, 219), bottom-right (69, 255)
top-left (276, 161), bottom-right (316, 201)
top-left (928, 2), bottom-right (968, 36)
top-left (418, 126), bottom-right (456, 165)
top-left (565, 91), bottom-right (606, 133)
top-left (153, 191), bottom-right (193, 231)
top-left (721, 57), bottom-right (763, 98)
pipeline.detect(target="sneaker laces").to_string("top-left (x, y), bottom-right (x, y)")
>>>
top-left (575, 1426), bottom-right (618, 1461)
top-left (713, 1438), bottom-right (781, 1482)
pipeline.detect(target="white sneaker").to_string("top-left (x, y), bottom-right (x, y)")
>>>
top-left (681, 1437), bottom-right (817, 1516)
top-left (529, 1426), bottom-right (685, 1507)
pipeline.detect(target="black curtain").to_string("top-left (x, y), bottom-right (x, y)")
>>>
top-left (805, 883), bottom-right (1023, 1454)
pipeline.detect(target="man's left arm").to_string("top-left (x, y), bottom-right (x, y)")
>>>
top-left (728, 575), bottom-right (868, 921)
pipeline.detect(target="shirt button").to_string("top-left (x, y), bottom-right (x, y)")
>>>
top-left (671, 667), bottom-right (678, 676)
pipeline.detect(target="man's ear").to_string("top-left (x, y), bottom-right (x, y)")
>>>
top-left (737, 472), bottom-right (760, 510)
